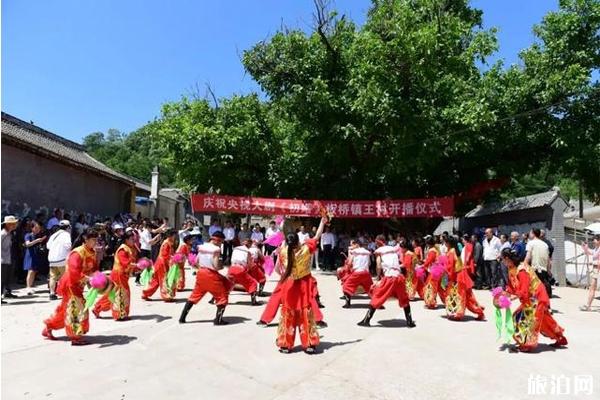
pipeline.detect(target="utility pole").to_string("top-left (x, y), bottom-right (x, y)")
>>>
top-left (579, 182), bottom-right (584, 219)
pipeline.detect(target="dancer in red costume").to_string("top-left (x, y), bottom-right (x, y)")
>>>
top-left (275, 216), bottom-right (327, 354)
top-left (248, 240), bottom-right (267, 296)
top-left (357, 235), bottom-right (415, 328)
top-left (42, 229), bottom-right (99, 345)
top-left (501, 248), bottom-right (567, 352)
top-left (256, 277), bottom-right (325, 326)
top-left (341, 240), bottom-right (373, 308)
top-left (227, 239), bottom-right (261, 305)
top-left (175, 233), bottom-right (193, 291)
top-left (443, 236), bottom-right (485, 321)
top-left (179, 231), bottom-right (232, 325)
top-left (93, 230), bottom-right (138, 320)
top-left (142, 230), bottom-right (178, 302)
top-left (412, 238), bottom-right (424, 263)
top-left (421, 235), bottom-right (445, 308)
top-left (399, 240), bottom-right (418, 301)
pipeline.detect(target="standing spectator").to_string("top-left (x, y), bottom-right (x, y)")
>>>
top-left (74, 214), bottom-right (88, 238)
top-left (208, 220), bottom-right (222, 237)
top-left (189, 226), bottom-right (204, 254)
top-left (46, 220), bottom-right (72, 300)
top-left (297, 225), bottom-right (310, 245)
top-left (139, 220), bottom-right (160, 260)
top-left (178, 221), bottom-right (193, 243)
top-left (580, 235), bottom-right (600, 311)
top-left (238, 223), bottom-right (251, 243)
top-left (264, 220), bottom-right (279, 256)
top-left (525, 228), bottom-right (552, 297)
top-left (321, 226), bottom-right (335, 270)
top-left (498, 234), bottom-right (511, 288)
top-left (251, 224), bottom-right (264, 243)
top-left (1, 216), bottom-right (19, 303)
top-left (482, 228), bottom-right (502, 289)
top-left (23, 220), bottom-right (47, 295)
top-left (223, 221), bottom-right (236, 264)
top-left (540, 230), bottom-right (555, 278)
top-left (46, 208), bottom-right (62, 231)
top-left (104, 224), bottom-right (124, 270)
top-left (510, 231), bottom-right (526, 261)
top-left (471, 234), bottom-right (484, 289)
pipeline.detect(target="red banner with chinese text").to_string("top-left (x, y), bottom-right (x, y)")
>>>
top-left (191, 194), bottom-right (453, 218)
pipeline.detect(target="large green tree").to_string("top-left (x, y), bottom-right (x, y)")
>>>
top-left (83, 125), bottom-right (175, 186)
top-left (148, 0), bottom-right (600, 203)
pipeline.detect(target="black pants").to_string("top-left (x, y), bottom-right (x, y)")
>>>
top-left (1, 263), bottom-right (14, 295)
top-left (483, 260), bottom-right (499, 288)
top-left (536, 269), bottom-right (553, 298)
top-left (223, 241), bottom-right (233, 263)
top-left (322, 245), bottom-right (334, 270)
top-left (264, 244), bottom-right (276, 256)
top-left (474, 261), bottom-right (484, 288)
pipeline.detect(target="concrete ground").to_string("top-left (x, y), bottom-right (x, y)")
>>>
top-left (1, 268), bottom-right (598, 400)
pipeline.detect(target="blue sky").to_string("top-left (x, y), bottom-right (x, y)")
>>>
top-left (2, 0), bottom-right (557, 143)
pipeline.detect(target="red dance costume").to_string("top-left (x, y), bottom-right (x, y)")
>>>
top-left (402, 250), bottom-right (418, 300)
top-left (94, 244), bottom-right (136, 320)
top-left (142, 239), bottom-right (176, 301)
top-left (248, 245), bottom-right (267, 287)
top-left (444, 248), bottom-right (485, 320)
top-left (507, 264), bottom-right (567, 351)
top-left (276, 239), bottom-right (320, 350)
top-left (422, 247), bottom-right (446, 308)
top-left (228, 245), bottom-right (261, 305)
top-left (259, 276), bottom-right (324, 324)
top-left (188, 242), bottom-right (231, 306)
top-left (341, 247), bottom-right (373, 308)
top-left (44, 245), bottom-right (97, 340)
top-left (176, 243), bottom-right (191, 291)
top-left (369, 246), bottom-right (409, 309)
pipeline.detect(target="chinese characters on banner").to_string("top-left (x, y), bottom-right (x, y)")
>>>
top-left (190, 194), bottom-right (453, 218)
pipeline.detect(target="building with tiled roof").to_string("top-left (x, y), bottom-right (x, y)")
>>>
top-left (1, 112), bottom-right (138, 220)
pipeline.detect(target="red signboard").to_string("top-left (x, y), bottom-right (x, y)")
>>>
top-left (191, 194), bottom-right (453, 218)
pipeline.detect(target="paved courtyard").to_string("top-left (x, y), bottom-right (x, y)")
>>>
top-left (1, 268), bottom-right (598, 400)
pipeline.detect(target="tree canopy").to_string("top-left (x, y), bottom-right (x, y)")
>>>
top-left (94, 0), bottom-right (600, 204)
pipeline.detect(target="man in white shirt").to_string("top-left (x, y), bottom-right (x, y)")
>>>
top-left (227, 239), bottom-right (261, 305)
top-left (250, 225), bottom-right (264, 243)
top-left (46, 220), bottom-right (72, 300)
top-left (179, 231), bottom-right (231, 325)
top-left (341, 240), bottom-right (373, 308)
top-left (525, 228), bottom-right (552, 297)
top-left (482, 228), bottom-right (502, 289)
top-left (320, 227), bottom-right (336, 271)
top-left (264, 220), bottom-right (279, 256)
top-left (357, 235), bottom-right (415, 328)
top-left (297, 225), bottom-right (310, 245)
top-left (222, 221), bottom-right (236, 264)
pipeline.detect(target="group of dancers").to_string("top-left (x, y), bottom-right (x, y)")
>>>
top-left (41, 216), bottom-right (568, 353)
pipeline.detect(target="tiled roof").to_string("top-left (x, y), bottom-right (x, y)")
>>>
top-left (465, 190), bottom-right (566, 218)
top-left (1, 112), bottom-right (133, 185)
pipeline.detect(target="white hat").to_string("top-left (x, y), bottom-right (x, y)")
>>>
top-left (189, 227), bottom-right (202, 236)
top-left (2, 215), bottom-right (19, 224)
top-left (113, 224), bottom-right (124, 230)
top-left (59, 220), bottom-right (71, 227)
